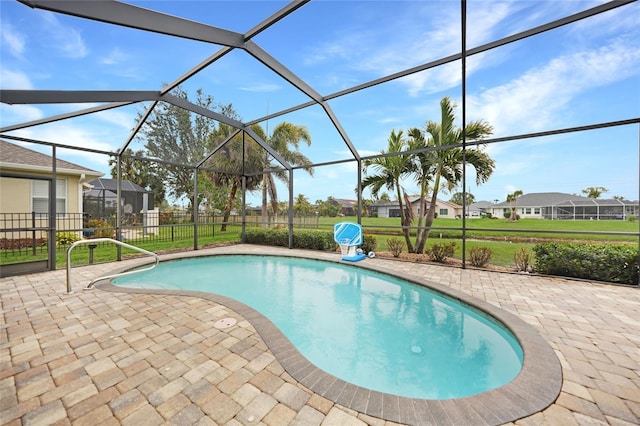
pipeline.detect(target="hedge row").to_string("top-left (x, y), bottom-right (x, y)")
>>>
top-left (244, 228), bottom-right (335, 251)
top-left (533, 242), bottom-right (639, 285)
top-left (244, 228), bottom-right (378, 253)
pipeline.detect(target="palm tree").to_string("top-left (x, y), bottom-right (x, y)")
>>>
top-left (411, 96), bottom-right (495, 253)
top-left (256, 122), bottom-right (313, 227)
top-left (506, 189), bottom-right (523, 221)
top-left (582, 186), bottom-right (608, 199)
top-left (207, 122), bottom-right (263, 231)
top-left (362, 129), bottom-right (416, 251)
top-left (294, 193), bottom-right (314, 215)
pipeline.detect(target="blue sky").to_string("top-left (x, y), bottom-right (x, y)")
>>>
top-left (1, 0), bottom-right (639, 208)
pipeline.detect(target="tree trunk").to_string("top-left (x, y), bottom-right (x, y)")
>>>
top-left (268, 175), bottom-right (279, 225)
top-left (221, 180), bottom-right (238, 232)
top-left (261, 173), bottom-right (268, 228)
top-left (397, 188), bottom-right (414, 252)
top-left (412, 184), bottom-right (429, 253)
top-left (416, 173), bottom-right (441, 254)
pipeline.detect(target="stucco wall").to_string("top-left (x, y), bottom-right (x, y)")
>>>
top-left (0, 173), bottom-right (82, 214)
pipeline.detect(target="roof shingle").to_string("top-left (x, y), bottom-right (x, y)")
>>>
top-left (0, 140), bottom-right (102, 175)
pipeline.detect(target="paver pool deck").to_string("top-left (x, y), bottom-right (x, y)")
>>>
top-left (1, 244), bottom-right (639, 425)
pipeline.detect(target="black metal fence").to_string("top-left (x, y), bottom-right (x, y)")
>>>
top-left (1, 211), bottom-right (321, 260)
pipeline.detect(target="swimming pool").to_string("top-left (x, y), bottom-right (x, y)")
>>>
top-left (113, 254), bottom-right (523, 400)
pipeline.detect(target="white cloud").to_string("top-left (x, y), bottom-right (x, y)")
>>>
top-left (304, 1), bottom-right (522, 97)
top-left (1, 21), bottom-right (26, 58)
top-left (0, 103), bottom-right (43, 127)
top-left (92, 108), bottom-right (137, 132)
top-left (7, 123), bottom-right (121, 160)
top-left (100, 48), bottom-right (128, 65)
top-left (239, 83), bottom-right (281, 92)
top-left (466, 1), bottom-right (517, 47)
top-left (467, 37), bottom-right (640, 135)
top-left (40, 12), bottom-right (88, 59)
top-left (0, 67), bottom-right (33, 89)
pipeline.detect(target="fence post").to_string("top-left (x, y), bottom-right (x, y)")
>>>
top-left (31, 211), bottom-right (36, 256)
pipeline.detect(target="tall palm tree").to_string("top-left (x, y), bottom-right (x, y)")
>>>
top-left (411, 96), bottom-right (495, 253)
top-left (257, 122), bottom-right (313, 227)
top-left (362, 129), bottom-right (416, 251)
top-left (294, 193), bottom-right (314, 215)
top-left (207, 123), bottom-right (263, 231)
top-left (506, 189), bottom-right (523, 221)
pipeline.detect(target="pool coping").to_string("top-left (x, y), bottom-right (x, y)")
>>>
top-left (94, 247), bottom-right (562, 426)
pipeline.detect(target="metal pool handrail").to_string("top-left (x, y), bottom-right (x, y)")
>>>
top-left (66, 238), bottom-right (159, 293)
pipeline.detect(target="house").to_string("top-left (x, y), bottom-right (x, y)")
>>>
top-left (467, 201), bottom-right (493, 218)
top-left (83, 177), bottom-right (154, 219)
top-left (331, 198), bottom-right (357, 216)
top-left (0, 140), bottom-right (103, 218)
top-left (490, 192), bottom-right (639, 220)
top-left (371, 196), bottom-right (462, 219)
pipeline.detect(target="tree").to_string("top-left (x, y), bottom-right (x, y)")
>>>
top-left (206, 118), bottom-right (263, 231)
top-left (108, 148), bottom-right (166, 206)
top-left (449, 191), bottom-right (476, 207)
top-left (294, 194), bottom-right (314, 215)
top-left (315, 197), bottom-right (340, 217)
top-left (257, 122), bottom-right (313, 226)
top-left (362, 130), bottom-right (416, 251)
top-left (506, 189), bottom-right (523, 221)
top-left (582, 186), bottom-right (608, 199)
top-left (409, 97), bottom-right (495, 253)
top-left (138, 87), bottom-right (217, 213)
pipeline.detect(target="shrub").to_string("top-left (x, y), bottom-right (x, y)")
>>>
top-left (360, 234), bottom-right (377, 254)
top-left (87, 219), bottom-right (115, 238)
top-left (56, 232), bottom-right (80, 246)
top-left (387, 238), bottom-right (404, 257)
top-left (514, 247), bottom-right (532, 272)
top-left (532, 242), bottom-right (639, 285)
top-left (628, 216), bottom-right (637, 222)
top-left (426, 242), bottom-right (456, 263)
top-left (294, 230), bottom-right (335, 251)
top-left (0, 238), bottom-right (47, 249)
top-left (244, 228), bottom-right (335, 251)
top-left (503, 211), bottom-right (521, 221)
top-left (469, 246), bottom-right (492, 268)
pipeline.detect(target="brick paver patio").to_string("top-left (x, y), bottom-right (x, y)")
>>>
top-left (1, 244), bottom-right (638, 425)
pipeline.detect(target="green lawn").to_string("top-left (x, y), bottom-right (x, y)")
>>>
top-left (1, 226), bottom-right (243, 269)
top-left (318, 217), bottom-right (638, 242)
top-left (320, 216), bottom-right (638, 268)
top-left (2, 216), bottom-right (637, 271)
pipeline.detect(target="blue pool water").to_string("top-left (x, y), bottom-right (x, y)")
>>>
top-left (113, 255), bottom-right (523, 399)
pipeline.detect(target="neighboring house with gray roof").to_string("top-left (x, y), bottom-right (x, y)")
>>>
top-left (84, 177), bottom-right (154, 219)
top-left (490, 192), bottom-right (638, 220)
top-left (371, 196), bottom-right (462, 219)
top-left (0, 140), bottom-right (103, 216)
top-left (467, 201), bottom-right (493, 218)
top-left (331, 198), bottom-right (357, 216)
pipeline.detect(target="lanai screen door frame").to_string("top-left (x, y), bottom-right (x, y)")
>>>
top-left (0, 171), bottom-right (57, 276)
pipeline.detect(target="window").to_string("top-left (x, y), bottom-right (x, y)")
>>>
top-left (534, 208), bottom-right (540, 215)
top-left (524, 208), bottom-right (531, 214)
top-left (439, 208), bottom-right (448, 216)
top-left (32, 179), bottom-right (66, 214)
